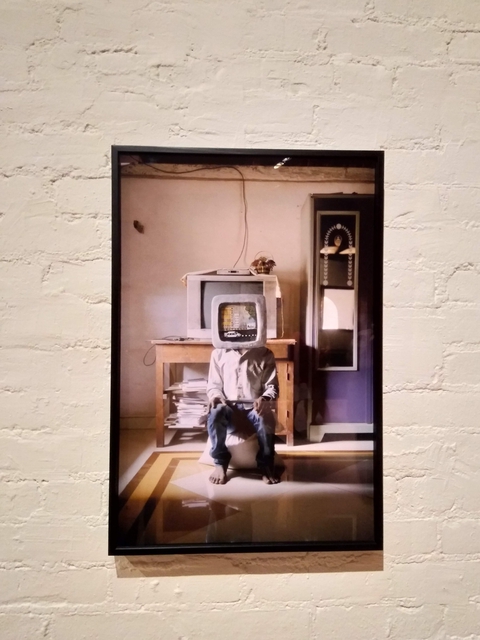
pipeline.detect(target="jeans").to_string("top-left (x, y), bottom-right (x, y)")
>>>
top-left (207, 403), bottom-right (276, 469)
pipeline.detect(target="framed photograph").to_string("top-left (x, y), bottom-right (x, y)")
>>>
top-left (109, 146), bottom-right (384, 555)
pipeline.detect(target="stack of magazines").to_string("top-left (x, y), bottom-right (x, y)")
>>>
top-left (165, 378), bottom-right (209, 429)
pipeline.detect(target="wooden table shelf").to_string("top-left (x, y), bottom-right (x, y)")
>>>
top-left (151, 339), bottom-right (296, 448)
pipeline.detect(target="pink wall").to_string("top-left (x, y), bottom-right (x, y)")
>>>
top-left (120, 173), bottom-right (373, 418)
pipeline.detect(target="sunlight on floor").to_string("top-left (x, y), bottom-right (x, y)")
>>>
top-left (117, 427), bottom-right (375, 548)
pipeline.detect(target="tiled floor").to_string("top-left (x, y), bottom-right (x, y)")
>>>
top-left (117, 440), bottom-right (375, 548)
top-left (118, 424), bottom-right (374, 491)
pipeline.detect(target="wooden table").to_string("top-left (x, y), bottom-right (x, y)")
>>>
top-left (152, 339), bottom-right (296, 447)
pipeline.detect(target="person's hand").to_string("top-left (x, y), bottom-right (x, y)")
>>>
top-left (208, 397), bottom-right (225, 411)
top-left (253, 397), bottom-right (267, 415)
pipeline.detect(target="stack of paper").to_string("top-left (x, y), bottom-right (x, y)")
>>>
top-left (165, 378), bottom-right (208, 429)
top-left (180, 378), bottom-right (208, 393)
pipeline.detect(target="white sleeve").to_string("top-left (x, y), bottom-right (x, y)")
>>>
top-left (206, 350), bottom-right (226, 402)
top-left (261, 350), bottom-right (279, 400)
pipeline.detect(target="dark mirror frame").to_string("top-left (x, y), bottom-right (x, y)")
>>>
top-left (109, 146), bottom-right (384, 556)
top-left (314, 208), bottom-right (360, 370)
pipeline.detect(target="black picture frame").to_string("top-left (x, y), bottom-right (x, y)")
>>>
top-left (109, 146), bottom-right (384, 556)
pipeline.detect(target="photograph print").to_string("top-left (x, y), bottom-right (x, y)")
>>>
top-left (109, 147), bottom-right (384, 555)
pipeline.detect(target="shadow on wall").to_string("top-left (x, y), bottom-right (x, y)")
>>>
top-left (115, 551), bottom-right (383, 577)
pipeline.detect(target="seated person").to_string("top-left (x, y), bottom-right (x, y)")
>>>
top-left (206, 346), bottom-right (280, 485)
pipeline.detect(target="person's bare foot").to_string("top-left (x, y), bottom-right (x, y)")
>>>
top-left (209, 465), bottom-right (227, 484)
top-left (260, 467), bottom-right (281, 484)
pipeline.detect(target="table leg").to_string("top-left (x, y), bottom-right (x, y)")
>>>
top-left (155, 352), bottom-right (165, 447)
top-left (286, 362), bottom-right (294, 447)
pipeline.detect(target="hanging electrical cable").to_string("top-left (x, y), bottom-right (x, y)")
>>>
top-left (137, 162), bottom-right (249, 269)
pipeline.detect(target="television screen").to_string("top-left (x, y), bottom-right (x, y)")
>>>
top-left (211, 293), bottom-right (267, 349)
top-left (201, 281), bottom-right (263, 329)
top-left (186, 274), bottom-right (278, 340)
top-left (218, 302), bottom-right (258, 342)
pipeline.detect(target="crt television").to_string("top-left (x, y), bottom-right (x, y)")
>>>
top-left (186, 273), bottom-right (279, 339)
top-left (211, 294), bottom-right (267, 349)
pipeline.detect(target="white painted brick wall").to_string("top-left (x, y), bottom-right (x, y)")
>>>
top-left (1, 0), bottom-right (479, 638)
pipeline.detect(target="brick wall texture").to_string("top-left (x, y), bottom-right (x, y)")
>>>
top-left (1, 1), bottom-right (480, 638)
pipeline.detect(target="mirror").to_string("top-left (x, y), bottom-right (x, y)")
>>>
top-left (315, 211), bottom-right (359, 370)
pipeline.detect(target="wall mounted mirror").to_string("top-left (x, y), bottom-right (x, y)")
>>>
top-left (316, 211), bottom-right (359, 370)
